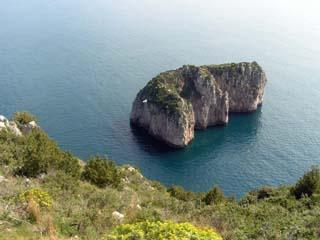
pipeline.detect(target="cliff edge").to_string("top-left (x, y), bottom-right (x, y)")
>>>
top-left (130, 62), bottom-right (267, 147)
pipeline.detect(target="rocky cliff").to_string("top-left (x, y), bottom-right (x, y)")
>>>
top-left (0, 115), bottom-right (39, 136)
top-left (130, 62), bottom-right (267, 147)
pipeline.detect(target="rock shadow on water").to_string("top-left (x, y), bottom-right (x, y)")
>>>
top-left (228, 106), bottom-right (263, 134)
top-left (130, 107), bottom-right (263, 157)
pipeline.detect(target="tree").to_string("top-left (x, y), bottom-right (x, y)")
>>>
top-left (203, 186), bottom-right (225, 205)
top-left (291, 166), bottom-right (320, 199)
top-left (82, 156), bottom-right (120, 188)
top-left (18, 129), bottom-right (60, 177)
top-left (16, 129), bottom-right (81, 178)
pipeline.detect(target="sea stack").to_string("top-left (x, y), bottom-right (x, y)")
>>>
top-left (130, 62), bottom-right (267, 148)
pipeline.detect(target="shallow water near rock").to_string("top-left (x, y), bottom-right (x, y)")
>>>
top-left (1, 0), bottom-right (320, 197)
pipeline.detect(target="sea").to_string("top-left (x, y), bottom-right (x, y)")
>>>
top-left (1, 0), bottom-right (320, 197)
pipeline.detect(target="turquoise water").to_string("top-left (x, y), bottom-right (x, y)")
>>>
top-left (1, 0), bottom-right (320, 197)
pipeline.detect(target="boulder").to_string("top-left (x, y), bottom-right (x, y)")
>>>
top-left (112, 211), bottom-right (124, 221)
top-left (20, 120), bottom-right (39, 134)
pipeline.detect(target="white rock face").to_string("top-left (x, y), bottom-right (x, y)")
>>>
top-left (0, 114), bottom-right (40, 136)
top-left (207, 62), bottom-right (267, 112)
top-left (131, 99), bottom-right (195, 147)
top-left (0, 115), bottom-right (8, 122)
top-left (130, 62), bottom-right (267, 148)
top-left (7, 122), bottom-right (22, 136)
top-left (0, 115), bottom-right (22, 136)
top-left (20, 120), bottom-right (39, 134)
top-left (188, 66), bottom-right (229, 129)
top-left (127, 166), bottom-right (136, 172)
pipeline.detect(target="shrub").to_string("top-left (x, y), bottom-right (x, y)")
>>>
top-left (15, 129), bottom-right (81, 178)
top-left (104, 221), bottom-right (223, 240)
top-left (0, 130), bottom-right (24, 167)
top-left (57, 152), bottom-right (81, 179)
top-left (151, 181), bottom-right (166, 192)
top-left (19, 188), bottom-right (53, 208)
top-left (241, 187), bottom-right (274, 204)
top-left (0, 142), bottom-right (16, 166)
top-left (133, 209), bottom-right (162, 222)
top-left (167, 185), bottom-right (197, 201)
top-left (256, 187), bottom-right (273, 200)
top-left (203, 186), bottom-right (225, 205)
top-left (82, 156), bottom-right (121, 188)
top-left (17, 129), bottom-right (60, 177)
top-left (13, 111), bottom-right (37, 125)
top-left (291, 166), bottom-right (320, 199)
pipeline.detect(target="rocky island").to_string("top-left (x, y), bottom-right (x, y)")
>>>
top-left (130, 62), bottom-right (267, 147)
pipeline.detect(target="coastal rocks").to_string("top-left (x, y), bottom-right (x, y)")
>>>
top-left (207, 62), bottom-right (266, 112)
top-left (20, 120), bottom-right (39, 134)
top-left (131, 94), bottom-right (195, 147)
top-left (185, 66), bottom-right (229, 129)
top-left (0, 115), bottom-right (39, 136)
top-left (130, 62), bottom-right (267, 148)
top-left (0, 115), bottom-right (22, 136)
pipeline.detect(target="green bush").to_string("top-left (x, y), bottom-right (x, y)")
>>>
top-left (0, 141), bottom-right (16, 166)
top-left (14, 129), bottom-right (81, 178)
top-left (241, 187), bottom-right (274, 204)
top-left (57, 152), bottom-right (81, 179)
top-left (133, 209), bottom-right (162, 222)
top-left (82, 156), bottom-right (121, 188)
top-left (104, 221), bottom-right (223, 240)
top-left (167, 185), bottom-right (197, 201)
top-left (0, 130), bottom-right (24, 167)
top-left (256, 187), bottom-right (273, 200)
top-left (17, 129), bottom-right (60, 177)
top-left (203, 186), bottom-right (225, 205)
top-left (291, 166), bottom-right (320, 199)
top-left (13, 111), bottom-right (37, 125)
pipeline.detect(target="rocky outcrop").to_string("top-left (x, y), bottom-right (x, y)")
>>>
top-left (130, 62), bottom-right (267, 148)
top-left (0, 115), bottom-right (39, 136)
top-left (207, 62), bottom-right (266, 112)
top-left (20, 121), bottom-right (39, 134)
top-left (0, 115), bottom-right (22, 136)
top-left (130, 97), bottom-right (195, 147)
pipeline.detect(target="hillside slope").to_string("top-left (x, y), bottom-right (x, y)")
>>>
top-left (1, 112), bottom-right (319, 240)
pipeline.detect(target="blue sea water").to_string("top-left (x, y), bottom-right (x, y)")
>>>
top-left (1, 0), bottom-right (320, 197)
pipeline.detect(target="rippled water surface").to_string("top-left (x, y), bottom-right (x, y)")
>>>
top-left (1, 0), bottom-right (320, 197)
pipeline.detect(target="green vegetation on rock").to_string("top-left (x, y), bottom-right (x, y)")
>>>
top-left (141, 73), bottom-right (184, 116)
top-left (13, 111), bottom-right (37, 125)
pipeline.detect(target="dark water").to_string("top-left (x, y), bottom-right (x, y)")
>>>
top-left (1, 0), bottom-right (320, 197)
